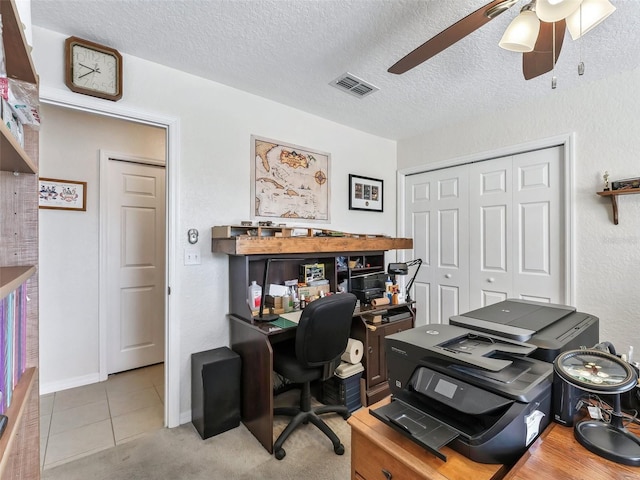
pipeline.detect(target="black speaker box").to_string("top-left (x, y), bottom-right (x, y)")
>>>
top-left (191, 347), bottom-right (241, 439)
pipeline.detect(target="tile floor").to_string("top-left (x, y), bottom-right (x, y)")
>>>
top-left (39, 363), bottom-right (165, 470)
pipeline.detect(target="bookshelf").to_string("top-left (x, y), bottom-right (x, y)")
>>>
top-left (0, 0), bottom-right (40, 476)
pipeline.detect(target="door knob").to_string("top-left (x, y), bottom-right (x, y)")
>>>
top-left (487, 277), bottom-right (495, 283)
top-left (444, 274), bottom-right (452, 279)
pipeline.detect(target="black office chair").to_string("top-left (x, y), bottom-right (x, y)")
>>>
top-left (272, 293), bottom-right (357, 460)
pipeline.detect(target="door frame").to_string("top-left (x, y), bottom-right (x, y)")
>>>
top-left (40, 86), bottom-right (181, 428)
top-left (396, 133), bottom-right (576, 306)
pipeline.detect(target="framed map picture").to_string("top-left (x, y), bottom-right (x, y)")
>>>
top-left (38, 178), bottom-right (87, 211)
top-left (349, 174), bottom-right (383, 212)
top-left (251, 135), bottom-right (330, 222)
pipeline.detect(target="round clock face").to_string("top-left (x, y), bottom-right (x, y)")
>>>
top-left (71, 44), bottom-right (119, 95)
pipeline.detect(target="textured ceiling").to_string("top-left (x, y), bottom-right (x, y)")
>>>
top-left (30, 0), bottom-right (640, 140)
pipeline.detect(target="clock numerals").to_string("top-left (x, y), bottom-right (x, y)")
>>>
top-left (65, 37), bottom-right (122, 101)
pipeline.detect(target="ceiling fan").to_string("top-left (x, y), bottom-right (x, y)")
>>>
top-left (388, 0), bottom-right (615, 80)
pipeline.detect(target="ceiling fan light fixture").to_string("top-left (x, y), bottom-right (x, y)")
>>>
top-left (536, 0), bottom-right (582, 22)
top-left (486, 0), bottom-right (519, 19)
top-left (499, 7), bottom-right (541, 52)
top-left (566, 0), bottom-right (616, 40)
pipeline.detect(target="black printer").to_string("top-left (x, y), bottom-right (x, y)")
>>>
top-left (373, 324), bottom-right (553, 464)
top-left (372, 299), bottom-right (600, 464)
top-left (449, 299), bottom-right (599, 362)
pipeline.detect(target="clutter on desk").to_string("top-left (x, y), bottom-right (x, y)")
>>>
top-left (212, 224), bottom-right (391, 239)
top-left (299, 263), bottom-right (324, 284)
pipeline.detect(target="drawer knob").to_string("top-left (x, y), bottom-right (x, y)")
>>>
top-left (382, 469), bottom-right (392, 480)
top-left (368, 346), bottom-right (373, 354)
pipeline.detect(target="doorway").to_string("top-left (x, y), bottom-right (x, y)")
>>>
top-left (40, 94), bottom-right (180, 427)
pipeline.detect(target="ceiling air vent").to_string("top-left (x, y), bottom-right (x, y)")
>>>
top-left (330, 73), bottom-right (379, 99)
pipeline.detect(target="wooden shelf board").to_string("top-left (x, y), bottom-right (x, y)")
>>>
top-left (0, 122), bottom-right (37, 174)
top-left (0, 0), bottom-right (38, 85)
top-left (0, 367), bottom-right (36, 477)
top-left (597, 189), bottom-right (640, 197)
top-left (596, 189), bottom-right (640, 225)
top-left (212, 236), bottom-right (413, 255)
top-left (0, 265), bottom-right (35, 299)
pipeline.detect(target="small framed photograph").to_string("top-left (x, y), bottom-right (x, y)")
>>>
top-left (38, 178), bottom-right (87, 211)
top-left (349, 174), bottom-right (383, 212)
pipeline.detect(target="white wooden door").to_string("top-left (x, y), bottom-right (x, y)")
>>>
top-left (511, 147), bottom-right (563, 303)
top-left (107, 159), bottom-right (166, 374)
top-left (404, 146), bottom-right (564, 326)
top-left (469, 156), bottom-right (513, 308)
top-left (405, 164), bottom-right (469, 326)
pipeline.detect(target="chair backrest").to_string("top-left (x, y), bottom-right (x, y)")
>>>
top-left (295, 293), bottom-right (357, 368)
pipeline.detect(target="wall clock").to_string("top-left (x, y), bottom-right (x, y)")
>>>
top-left (64, 36), bottom-right (123, 101)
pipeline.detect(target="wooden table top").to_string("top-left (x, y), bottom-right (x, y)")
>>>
top-left (504, 421), bottom-right (640, 480)
top-left (349, 398), bottom-right (507, 480)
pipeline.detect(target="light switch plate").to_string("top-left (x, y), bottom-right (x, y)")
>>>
top-left (184, 247), bottom-right (201, 265)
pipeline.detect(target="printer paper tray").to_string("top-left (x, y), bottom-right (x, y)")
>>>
top-left (370, 398), bottom-right (459, 462)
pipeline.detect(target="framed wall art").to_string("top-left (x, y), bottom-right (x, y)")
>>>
top-left (251, 135), bottom-right (330, 222)
top-left (38, 178), bottom-right (87, 211)
top-left (349, 174), bottom-right (383, 212)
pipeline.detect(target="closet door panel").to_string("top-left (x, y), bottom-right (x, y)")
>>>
top-left (469, 157), bottom-right (512, 310)
top-left (512, 147), bottom-right (563, 303)
top-left (405, 165), bottom-right (469, 325)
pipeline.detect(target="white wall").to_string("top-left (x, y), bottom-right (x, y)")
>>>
top-left (397, 67), bottom-right (640, 359)
top-left (33, 27), bottom-right (398, 420)
top-left (38, 104), bottom-right (165, 392)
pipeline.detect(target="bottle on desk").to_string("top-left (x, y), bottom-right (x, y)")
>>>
top-left (248, 281), bottom-right (261, 311)
top-left (385, 276), bottom-right (393, 301)
top-left (299, 294), bottom-right (306, 310)
top-left (283, 286), bottom-right (294, 313)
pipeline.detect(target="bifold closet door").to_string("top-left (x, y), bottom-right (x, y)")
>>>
top-left (404, 146), bottom-right (565, 327)
top-left (404, 164), bottom-right (470, 326)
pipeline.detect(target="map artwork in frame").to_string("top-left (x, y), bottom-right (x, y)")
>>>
top-left (251, 135), bottom-right (330, 222)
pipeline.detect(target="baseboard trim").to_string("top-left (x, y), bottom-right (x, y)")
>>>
top-left (179, 410), bottom-right (192, 425)
top-left (40, 373), bottom-right (101, 395)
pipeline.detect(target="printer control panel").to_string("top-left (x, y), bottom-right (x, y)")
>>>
top-left (410, 367), bottom-right (512, 415)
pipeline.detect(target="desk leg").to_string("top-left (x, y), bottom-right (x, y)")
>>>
top-left (229, 317), bottom-right (274, 453)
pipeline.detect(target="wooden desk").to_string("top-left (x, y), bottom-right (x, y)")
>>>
top-left (229, 314), bottom-right (296, 454)
top-left (504, 421), bottom-right (640, 480)
top-left (348, 398), bottom-right (508, 480)
top-left (230, 303), bottom-right (414, 454)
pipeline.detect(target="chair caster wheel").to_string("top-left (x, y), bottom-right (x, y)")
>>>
top-left (275, 448), bottom-right (286, 460)
top-left (334, 443), bottom-right (345, 455)
top-left (342, 412), bottom-right (350, 420)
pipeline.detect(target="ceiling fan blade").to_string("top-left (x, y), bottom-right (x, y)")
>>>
top-left (522, 19), bottom-right (565, 80)
top-left (388, 0), bottom-right (518, 75)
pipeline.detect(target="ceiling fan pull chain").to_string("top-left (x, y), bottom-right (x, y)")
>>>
top-left (551, 21), bottom-right (557, 89)
top-left (578, 3), bottom-right (585, 75)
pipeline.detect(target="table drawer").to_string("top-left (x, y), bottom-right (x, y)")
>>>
top-left (352, 426), bottom-right (425, 480)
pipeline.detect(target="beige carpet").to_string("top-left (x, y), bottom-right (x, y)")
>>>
top-left (43, 390), bottom-right (353, 480)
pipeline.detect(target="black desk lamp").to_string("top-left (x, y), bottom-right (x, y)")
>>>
top-left (387, 259), bottom-right (422, 303)
top-left (553, 348), bottom-right (640, 466)
top-left (256, 258), bottom-right (280, 322)
top-left (256, 256), bottom-right (309, 322)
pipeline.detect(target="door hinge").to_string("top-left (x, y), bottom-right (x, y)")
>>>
top-left (167, 286), bottom-right (171, 295)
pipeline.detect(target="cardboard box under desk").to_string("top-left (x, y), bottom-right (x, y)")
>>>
top-left (298, 284), bottom-right (330, 299)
